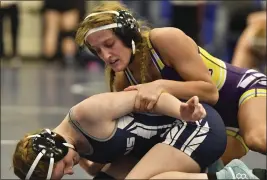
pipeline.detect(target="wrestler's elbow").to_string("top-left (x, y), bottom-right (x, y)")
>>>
top-left (71, 104), bottom-right (85, 122)
top-left (72, 95), bottom-right (104, 121)
top-left (205, 84), bottom-right (219, 105)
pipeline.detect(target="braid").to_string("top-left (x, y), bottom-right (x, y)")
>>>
top-left (110, 70), bottom-right (115, 92)
top-left (140, 55), bottom-right (147, 83)
top-left (105, 66), bottom-right (115, 92)
top-left (138, 35), bottom-right (151, 83)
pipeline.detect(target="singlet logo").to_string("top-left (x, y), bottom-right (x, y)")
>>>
top-left (208, 69), bottom-right (213, 76)
top-left (237, 69), bottom-right (266, 88)
top-left (236, 173), bottom-right (248, 179)
top-left (124, 137), bottom-right (135, 155)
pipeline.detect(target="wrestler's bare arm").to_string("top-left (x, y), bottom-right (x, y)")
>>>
top-left (79, 158), bottom-right (105, 176)
top-left (72, 91), bottom-right (191, 122)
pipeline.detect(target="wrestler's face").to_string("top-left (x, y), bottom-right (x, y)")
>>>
top-left (51, 148), bottom-right (80, 179)
top-left (86, 29), bottom-right (132, 72)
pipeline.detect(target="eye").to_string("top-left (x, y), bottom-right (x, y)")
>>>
top-left (94, 48), bottom-right (101, 54)
top-left (105, 41), bottom-right (114, 48)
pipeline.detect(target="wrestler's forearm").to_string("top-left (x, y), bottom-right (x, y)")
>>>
top-left (89, 91), bottom-right (184, 120)
top-left (156, 79), bottom-right (218, 105)
top-left (97, 91), bottom-right (138, 119)
top-left (74, 91), bottom-right (185, 121)
top-left (79, 158), bottom-right (105, 176)
top-left (74, 91), bottom-right (138, 121)
top-left (153, 92), bottom-right (183, 119)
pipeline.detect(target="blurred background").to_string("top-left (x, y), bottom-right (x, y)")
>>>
top-left (1, 0), bottom-right (266, 179)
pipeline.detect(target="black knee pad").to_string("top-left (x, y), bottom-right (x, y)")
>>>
top-left (60, 30), bottom-right (76, 39)
top-left (93, 171), bottom-right (115, 180)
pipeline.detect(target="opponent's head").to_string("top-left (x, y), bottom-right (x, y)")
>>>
top-left (76, 2), bottom-right (151, 91)
top-left (12, 129), bottom-right (80, 180)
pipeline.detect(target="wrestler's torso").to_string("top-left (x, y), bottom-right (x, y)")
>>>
top-left (120, 39), bottom-right (265, 128)
top-left (70, 113), bottom-right (175, 163)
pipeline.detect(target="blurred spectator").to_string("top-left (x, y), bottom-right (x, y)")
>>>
top-left (232, 10), bottom-right (266, 73)
top-left (169, 0), bottom-right (206, 45)
top-left (41, 0), bottom-right (85, 66)
top-left (208, 1), bottom-right (264, 63)
top-left (76, 46), bottom-right (105, 71)
top-left (121, 1), bottom-right (150, 22)
top-left (121, 1), bottom-right (165, 27)
top-left (0, 1), bottom-right (22, 66)
top-left (222, 1), bottom-right (263, 62)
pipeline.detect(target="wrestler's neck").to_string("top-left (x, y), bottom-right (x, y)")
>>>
top-left (127, 51), bottom-right (142, 72)
top-left (53, 119), bottom-right (81, 148)
top-left (53, 119), bottom-right (95, 154)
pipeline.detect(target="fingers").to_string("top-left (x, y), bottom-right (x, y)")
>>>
top-left (130, 84), bottom-right (161, 112)
top-left (180, 102), bottom-right (189, 111)
top-left (134, 94), bottom-right (141, 111)
top-left (193, 96), bottom-right (199, 105)
top-left (192, 103), bottom-right (206, 120)
top-left (134, 95), bottom-right (158, 112)
top-left (183, 96), bottom-right (206, 121)
top-left (140, 100), bottom-right (148, 112)
top-left (134, 93), bottom-right (148, 112)
top-left (187, 96), bottom-right (199, 107)
top-left (147, 101), bottom-right (156, 112)
top-left (124, 85), bottom-right (138, 91)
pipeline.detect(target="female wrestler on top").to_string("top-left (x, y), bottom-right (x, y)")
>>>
top-left (75, 1), bottom-right (266, 166)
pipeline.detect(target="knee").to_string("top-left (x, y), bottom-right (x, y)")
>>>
top-left (60, 30), bottom-right (76, 40)
top-left (243, 127), bottom-right (266, 153)
top-left (60, 30), bottom-right (77, 54)
top-left (221, 135), bottom-right (248, 164)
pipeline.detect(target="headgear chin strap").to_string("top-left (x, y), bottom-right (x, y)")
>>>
top-left (25, 129), bottom-right (74, 180)
top-left (83, 10), bottom-right (140, 57)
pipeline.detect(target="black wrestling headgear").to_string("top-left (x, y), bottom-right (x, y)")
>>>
top-left (25, 129), bottom-right (75, 179)
top-left (83, 10), bottom-right (141, 62)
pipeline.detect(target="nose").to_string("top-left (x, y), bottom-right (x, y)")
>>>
top-left (101, 48), bottom-right (112, 62)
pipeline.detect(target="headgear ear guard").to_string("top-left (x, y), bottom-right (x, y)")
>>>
top-left (25, 129), bottom-right (75, 180)
top-left (83, 10), bottom-right (141, 58)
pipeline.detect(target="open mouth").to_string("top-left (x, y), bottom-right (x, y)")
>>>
top-left (110, 59), bottom-right (119, 65)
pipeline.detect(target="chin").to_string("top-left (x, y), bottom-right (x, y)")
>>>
top-left (112, 65), bottom-right (126, 72)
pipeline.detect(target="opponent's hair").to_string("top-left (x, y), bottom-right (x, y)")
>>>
top-left (12, 129), bottom-right (65, 180)
top-left (75, 1), bottom-right (152, 91)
